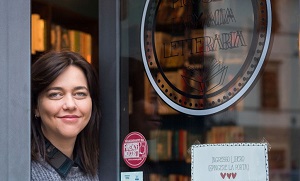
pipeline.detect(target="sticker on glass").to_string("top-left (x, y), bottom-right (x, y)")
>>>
top-left (122, 132), bottom-right (148, 168)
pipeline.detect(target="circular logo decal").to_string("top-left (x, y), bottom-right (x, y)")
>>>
top-left (122, 132), bottom-right (148, 168)
top-left (141, 0), bottom-right (272, 115)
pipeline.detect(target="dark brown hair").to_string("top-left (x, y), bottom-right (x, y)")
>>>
top-left (31, 50), bottom-right (100, 176)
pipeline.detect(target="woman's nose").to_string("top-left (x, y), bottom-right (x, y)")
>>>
top-left (62, 94), bottom-right (77, 110)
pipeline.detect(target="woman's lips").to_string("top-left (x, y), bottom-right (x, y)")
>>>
top-left (59, 115), bottom-right (80, 122)
top-left (60, 115), bottom-right (80, 118)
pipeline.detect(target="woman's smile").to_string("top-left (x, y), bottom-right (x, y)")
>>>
top-left (58, 115), bottom-right (81, 123)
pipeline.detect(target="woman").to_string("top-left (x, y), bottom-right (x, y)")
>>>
top-left (31, 51), bottom-right (100, 180)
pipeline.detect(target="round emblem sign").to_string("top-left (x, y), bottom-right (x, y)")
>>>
top-left (122, 132), bottom-right (148, 168)
top-left (141, 0), bottom-right (272, 115)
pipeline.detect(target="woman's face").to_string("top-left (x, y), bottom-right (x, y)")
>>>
top-left (35, 65), bottom-right (92, 141)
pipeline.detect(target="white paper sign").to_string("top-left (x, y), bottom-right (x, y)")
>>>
top-left (121, 171), bottom-right (143, 181)
top-left (191, 143), bottom-right (269, 181)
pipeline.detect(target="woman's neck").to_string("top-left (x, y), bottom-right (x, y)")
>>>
top-left (43, 134), bottom-right (76, 159)
top-left (41, 125), bottom-right (77, 159)
top-left (53, 140), bottom-right (76, 159)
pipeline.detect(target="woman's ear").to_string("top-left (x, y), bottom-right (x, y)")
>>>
top-left (35, 108), bottom-right (40, 117)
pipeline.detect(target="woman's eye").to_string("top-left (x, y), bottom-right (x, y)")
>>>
top-left (74, 92), bottom-right (88, 98)
top-left (48, 92), bottom-right (63, 99)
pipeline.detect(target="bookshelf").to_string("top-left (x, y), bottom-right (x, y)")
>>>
top-left (31, 0), bottom-right (98, 69)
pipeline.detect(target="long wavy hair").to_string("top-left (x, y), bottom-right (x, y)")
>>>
top-left (31, 50), bottom-right (100, 176)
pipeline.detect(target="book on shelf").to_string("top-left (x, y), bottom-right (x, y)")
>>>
top-left (178, 130), bottom-right (187, 160)
top-left (149, 129), bottom-right (201, 162)
top-left (51, 24), bottom-right (92, 63)
top-left (261, 61), bottom-right (280, 109)
top-left (150, 173), bottom-right (190, 181)
top-left (149, 173), bottom-right (168, 181)
top-left (32, 14), bottom-right (92, 63)
top-left (31, 14), bottom-right (46, 54)
top-left (168, 174), bottom-right (190, 181)
top-left (172, 130), bottom-right (179, 160)
top-left (206, 125), bottom-right (244, 143)
top-left (149, 130), bottom-right (173, 161)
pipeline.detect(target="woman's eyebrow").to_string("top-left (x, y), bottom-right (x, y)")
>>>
top-left (46, 87), bottom-right (63, 91)
top-left (74, 86), bottom-right (89, 91)
top-left (46, 86), bottom-right (88, 91)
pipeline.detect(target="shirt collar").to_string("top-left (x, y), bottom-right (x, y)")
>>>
top-left (45, 139), bottom-right (84, 178)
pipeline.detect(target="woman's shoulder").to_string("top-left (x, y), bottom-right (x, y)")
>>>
top-left (31, 159), bottom-right (62, 180)
top-left (31, 159), bottom-right (99, 181)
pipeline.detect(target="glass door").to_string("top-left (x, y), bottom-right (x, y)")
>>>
top-left (120, 0), bottom-right (300, 180)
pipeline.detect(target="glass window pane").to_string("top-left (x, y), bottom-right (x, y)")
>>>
top-left (120, 0), bottom-right (300, 180)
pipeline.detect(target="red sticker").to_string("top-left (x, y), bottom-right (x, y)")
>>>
top-left (122, 132), bottom-right (148, 168)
